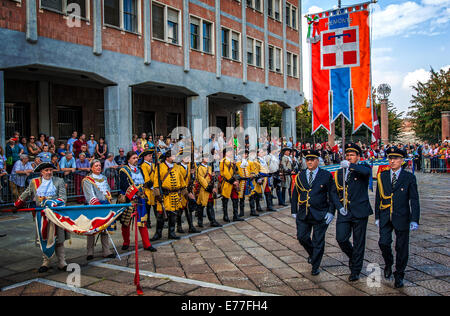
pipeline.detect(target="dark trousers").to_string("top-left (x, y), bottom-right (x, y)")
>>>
top-left (378, 222), bottom-right (410, 279)
top-left (336, 217), bottom-right (368, 275)
top-left (296, 215), bottom-right (328, 271)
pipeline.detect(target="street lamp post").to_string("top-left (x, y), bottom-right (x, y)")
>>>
top-left (377, 83), bottom-right (391, 146)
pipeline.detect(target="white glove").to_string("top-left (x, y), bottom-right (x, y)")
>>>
top-left (375, 219), bottom-right (379, 227)
top-left (340, 160), bottom-right (350, 169)
top-left (325, 212), bottom-right (334, 225)
top-left (410, 222), bottom-right (419, 231)
top-left (339, 207), bottom-right (347, 216)
top-left (292, 213), bottom-right (297, 219)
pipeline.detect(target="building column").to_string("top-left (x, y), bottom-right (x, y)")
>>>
top-left (93, 0), bottom-right (102, 55)
top-left (26, 0), bottom-right (38, 43)
top-left (187, 94), bottom-right (209, 146)
top-left (0, 71), bottom-right (5, 150)
top-left (243, 100), bottom-right (260, 149)
top-left (282, 107), bottom-right (296, 143)
top-left (442, 111), bottom-right (450, 142)
top-left (183, 0), bottom-right (189, 71)
top-left (38, 81), bottom-right (51, 136)
top-left (104, 83), bottom-right (133, 153)
top-left (380, 98), bottom-right (389, 145)
top-left (215, 0), bottom-right (221, 78)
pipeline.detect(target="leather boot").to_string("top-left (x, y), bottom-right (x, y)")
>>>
top-left (176, 210), bottom-right (185, 233)
top-left (55, 244), bottom-right (68, 271)
top-left (255, 193), bottom-right (263, 212)
top-left (239, 198), bottom-right (245, 217)
top-left (207, 202), bottom-right (222, 227)
top-left (185, 208), bottom-right (200, 233)
top-left (249, 195), bottom-right (259, 216)
top-left (168, 212), bottom-right (180, 240)
top-left (150, 213), bottom-right (164, 241)
top-left (196, 205), bottom-right (204, 228)
top-left (222, 198), bottom-right (230, 222)
top-left (232, 198), bottom-right (244, 221)
top-left (265, 192), bottom-right (276, 211)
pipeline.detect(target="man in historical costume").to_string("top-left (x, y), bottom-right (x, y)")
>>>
top-left (82, 159), bottom-right (116, 260)
top-left (140, 149), bottom-right (157, 228)
top-left (118, 151), bottom-right (156, 252)
top-left (267, 144), bottom-right (281, 206)
top-left (236, 150), bottom-right (259, 217)
top-left (151, 149), bottom-right (195, 240)
top-left (177, 152), bottom-right (201, 233)
top-left (219, 147), bottom-right (244, 222)
top-left (280, 147), bottom-right (293, 205)
top-left (14, 162), bottom-right (70, 273)
top-left (253, 148), bottom-right (276, 212)
top-left (291, 150), bottom-right (340, 276)
top-left (333, 143), bottom-right (373, 282)
top-left (375, 147), bottom-right (420, 288)
top-left (195, 154), bottom-right (222, 228)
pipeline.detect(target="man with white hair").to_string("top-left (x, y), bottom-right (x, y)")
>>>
top-left (10, 154), bottom-right (33, 199)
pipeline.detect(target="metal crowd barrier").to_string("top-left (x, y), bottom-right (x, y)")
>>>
top-left (0, 169), bottom-right (121, 208)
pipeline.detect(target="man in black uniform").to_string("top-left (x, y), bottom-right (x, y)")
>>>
top-left (291, 150), bottom-right (340, 276)
top-left (375, 146), bottom-right (420, 288)
top-left (334, 143), bottom-right (373, 282)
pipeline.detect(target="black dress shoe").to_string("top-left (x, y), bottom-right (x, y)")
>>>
top-left (348, 274), bottom-right (360, 282)
top-left (232, 217), bottom-right (244, 222)
top-left (311, 268), bottom-right (320, 276)
top-left (122, 245), bottom-right (129, 251)
top-left (223, 217), bottom-right (231, 223)
top-left (104, 254), bottom-right (116, 259)
top-left (177, 227), bottom-right (185, 234)
top-left (86, 255), bottom-right (94, 261)
top-left (394, 278), bottom-right (404, 288)
top-left (38, 266), bottom-right (49, 273)
top-left (144, 246), bottom-right (157, 252)
top-left (210, 221), bottom-right (222, 227)
top-left (188, 227), bottom-right (201, 233)
top-left (384, 265), bottom-right (392, 279)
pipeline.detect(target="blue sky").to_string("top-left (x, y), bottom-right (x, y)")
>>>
top-left (301, 0), bottom-right (450, 117)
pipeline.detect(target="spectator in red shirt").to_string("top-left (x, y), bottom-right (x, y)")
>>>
top-left (73, 134), bottom-right (87, 158)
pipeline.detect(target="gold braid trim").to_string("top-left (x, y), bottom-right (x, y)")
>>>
top-left (295, 176), bottom-right (311, 215)
top-left (334, 171), bottom-right (349, 208)
top-left (377, 172), bottom-right (393, 220)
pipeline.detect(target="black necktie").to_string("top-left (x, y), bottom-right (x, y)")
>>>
top-left (392, 172), bottom-right (397, 188)
top-left (308, 171), bottom-right (313, 186)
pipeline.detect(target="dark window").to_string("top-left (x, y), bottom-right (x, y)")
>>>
top-left (152, 3), bottom-right (164, 40)
top-left (167, 113), bottom-right (181, 135)
top-left (216, 116), bottom-right (228, 135)
top-left (66, 0), bottom-right (86, 18)
top-left (190, 18), bottom-right (200, 50)
top-left (167, 8), bottom-right (179, 44)
top-left (268, 0), bottom-right (273, 17)
top-left (5, 103), bottom-right (30, 139)
top-left (255, 41), bottom-right (262, 67)
top-left (292, 7), bottom-right (297, 29)
top-left (247, 38), bottom-right (254, 65)
top-left (203, 21), bottom-right (212, 53)
top-left (232, 32), bottom-right (239, 61)
top-left (269, 46), bottom-right (274, 70)
top-left (222, 29), bottom-right (229, 58)
top-left (123, 0), bottom-right (137, 32)
top-left (57, 106), bottom-right (82, 141)
top-left (286, 4), bottom-right (291, 27)
top-left (136, 111), bottom-right (155, 136)
top-left (104, 0), bottom-right (120, 27)
top-left (41, 0), bottom-right (63, 12)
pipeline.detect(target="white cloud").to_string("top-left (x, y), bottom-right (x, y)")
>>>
top-left (402, 68), bottom-right (431, 90)
top-left (306, 6), bottom-right (324, 15)
top-left (372, 1), bottom-right (450, 40)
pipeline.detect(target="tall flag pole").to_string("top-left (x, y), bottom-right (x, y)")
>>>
top-left (307, 0), bottom-right (377, 136)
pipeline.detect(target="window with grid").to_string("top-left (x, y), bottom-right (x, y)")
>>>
top-left (67, 0), bottom-right (87, 18)
top-left (203, 21), bottom-right (212, 53)
top-left (286, 52), bottom-right (292, 76)
top-left (291, 6), bottom-right (297, 29)
top-left (286, 3), bottom-right (291, 27)
top-left (255, 40), bottom-right (262, 67)
top-left (275, 47), bottom-right (282, 73)
top-left (268, 0), bottom-right (273, 17)
top-left (222, 28), bottom-right (229, 58)
top-left (268, 46), bottom-right (274, 71)
top-left (190, 17), bottom-right (200, 50)
top-left (41, 0), bottom-right (63, 12)
top-left (152, 3), bottom-right (164, 40)
top-left (104, 0), bottom-right (120, 27)
top-left (167, 8), bottom-right (179, 44)
top-left (123, 0), bottom-right (137, 33)
top-left (274, 0), bottom-right (281, 21)
top-left (247, 37), bottom-right (254, 65)
top-left (231, 32), bottom-right (240, 61)
top-left (293, 54), bottom-right (298, 77)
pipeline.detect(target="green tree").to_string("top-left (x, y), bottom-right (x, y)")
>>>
top-left (260, 101), bottom-right (282, 131)
top-left (296, 100), bottom-right (328, 143)
top-left (408, 67), bottom-right (450, 143)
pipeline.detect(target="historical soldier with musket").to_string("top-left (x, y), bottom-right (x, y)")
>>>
top-left (82, 159), bottom-right (116, 260)
top-left (220, 146), bottom-right (244, 222)
top-left (195, 154), bottom-right (222, 227)
top-left (14, 162), bottom-right (70, 272)
top-left (177, 150), bottom-right (201, 233)
top-left (118, 151), bottom-right (156, 252)
top-left (280, 147), bottom-right (293, 205)
top-left (334, 143), bottom-right (373, 281)
top-left (140, 149), bottom-right (157, 228)
top-left (253, 148), bottom-right (276, 212)
top-left (236, 150), bottom-right (259, 217)
top-left (375, 146), bottom-right (420, 288)
top-left (151, 149), bottom-right (195, 240)
top-left (291, 150), bottom-right (340, 276)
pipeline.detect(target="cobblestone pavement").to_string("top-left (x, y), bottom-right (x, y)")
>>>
top-left (1, 173), bottom-right (449, 296)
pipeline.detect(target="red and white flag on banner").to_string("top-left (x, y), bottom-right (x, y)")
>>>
top-left (371, 105), bottom-right (380, 148)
